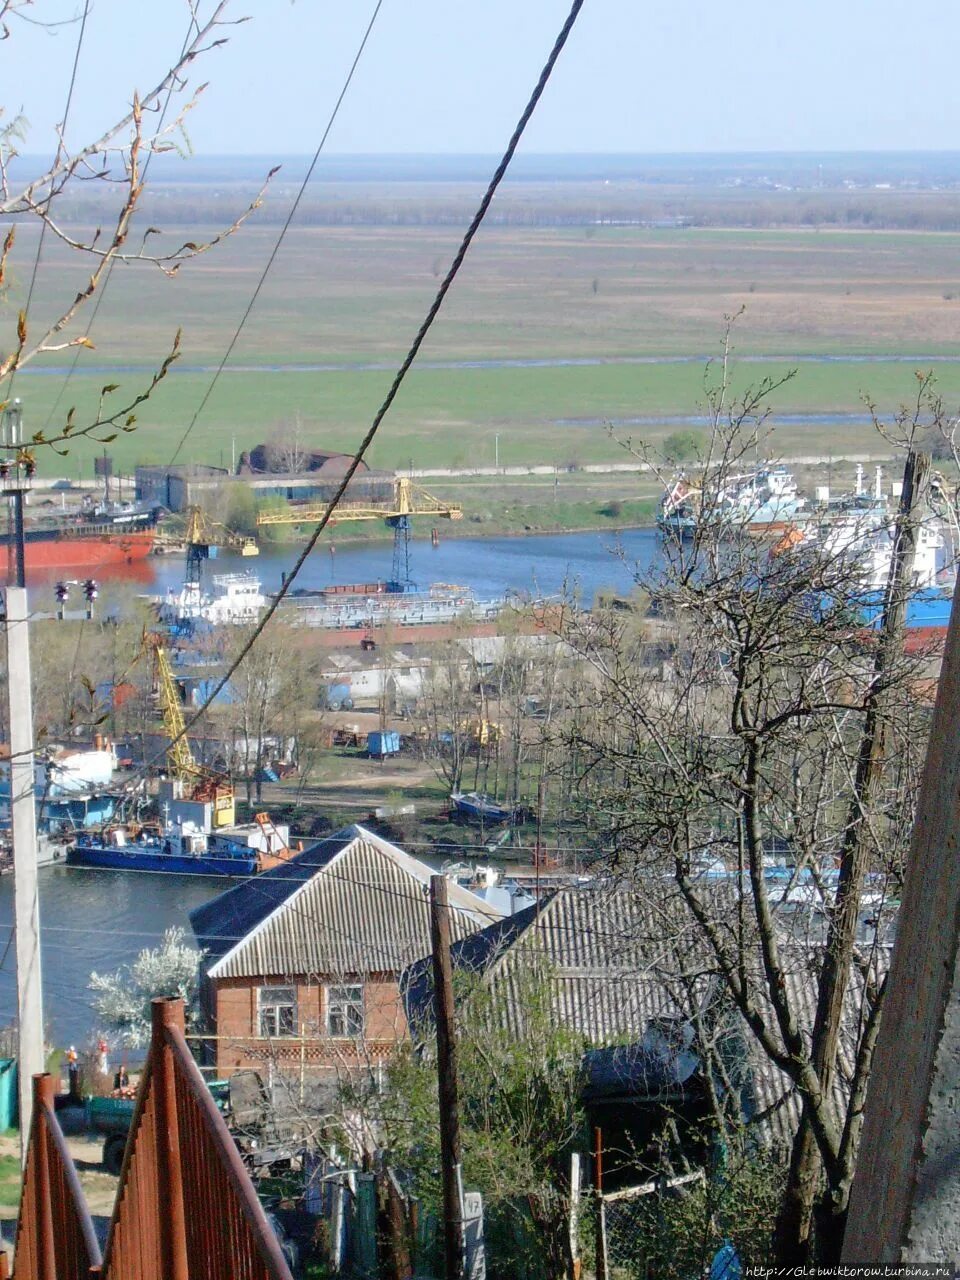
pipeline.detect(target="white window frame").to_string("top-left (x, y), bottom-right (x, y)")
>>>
top-left (326, 983), bottom-right (364, 1038)
top-left (257, 984), bottom-right (297, 1038)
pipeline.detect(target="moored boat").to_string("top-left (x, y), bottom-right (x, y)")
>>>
top-left (450, 791), bottom-right (520, 823)
top-left (67, 820), bottom-right (259, 877)
top-left (1, 499), bottom-right (161, 575)
top-left (658, 465), bottom-right (805, 537)
top-left (158, 571), bottom-right (266, 630)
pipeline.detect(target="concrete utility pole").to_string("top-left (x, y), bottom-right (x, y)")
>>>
top-left (842, 567), bottom-right (960, 1263)
top-left (1, 401), bottom-right (44, 1162)
top-left (430, 874), bottom-right (465, 1280)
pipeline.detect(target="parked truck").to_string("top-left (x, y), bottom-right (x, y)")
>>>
top-left (86, 1078), bottom-right (230, 1174)
top-left (86, 1073), bottom-right (295, 1175)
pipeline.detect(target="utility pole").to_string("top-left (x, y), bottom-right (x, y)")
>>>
top-left (1, 401), bottom-right (44, 1163)
top-left (843, 568), bottom-right (960, 1262)
top-left (494, 434), bottom-right (499, 472)
top-left (430, 874), bottom-right (465, 1280)
top-left (594, 1125), bottom-right (608, 1280)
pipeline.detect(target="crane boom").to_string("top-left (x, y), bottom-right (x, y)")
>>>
top-left (183, 506), bottom-right (259, 554)
top-left (146, 633), bottom-right (236, 826)
top-left (150, 637), bottom-right (196, 782)
top-left (255, 477), bottom-right (463, 526)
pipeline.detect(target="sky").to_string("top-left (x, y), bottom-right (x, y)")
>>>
top-left (2, 0), bottom-right (960, 156)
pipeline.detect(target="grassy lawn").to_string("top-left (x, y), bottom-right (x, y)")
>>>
top-left (16, 358), bottom-right (953, 477)
top-left (0, 1152), bottom-right (20, 1216)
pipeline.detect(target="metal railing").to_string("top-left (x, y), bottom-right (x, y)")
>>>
top-left (4, 999), bottom-right (293, 1280)
top-left (101, 998), bottom-right (292, 1280)
top-left (11, 1073), bottom-right (101, 1280)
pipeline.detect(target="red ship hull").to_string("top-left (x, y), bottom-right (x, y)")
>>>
top-left (2, 529), bottom-right (156, 576)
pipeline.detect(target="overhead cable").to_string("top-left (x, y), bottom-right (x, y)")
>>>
top-left (138, 0), bottom-right (588, 787)
top-left (166, 0), bottom-right (386, 466)
top-left (6, 0), bottom-right (91, 402)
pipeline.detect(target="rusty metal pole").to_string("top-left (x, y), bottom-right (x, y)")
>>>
top-left (152, 997), bottom-right (189, 1280)
top-left (594, 1126), bottom-right (608, 1280)
top-left (430, 875), bottom-right (465, 1280)
top-left (33, 1073), bottom-right (57, 1280)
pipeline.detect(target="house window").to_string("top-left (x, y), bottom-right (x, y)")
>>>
top-left (258, 985), bottom-right (297, 1038)
top-left (326, 984), bottom-right (364, 1038)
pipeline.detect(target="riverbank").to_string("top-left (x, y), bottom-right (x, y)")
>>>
top-left (259, 506), bottom-right (658, 548)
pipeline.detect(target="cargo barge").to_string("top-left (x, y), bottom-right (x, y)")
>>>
top-left (2, 499), bottom-right (160, 575)
top-left (278, 581), bottom-right (560, 647)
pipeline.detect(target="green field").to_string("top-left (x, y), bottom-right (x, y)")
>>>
top-left (15, 359), bottom-right (957, 477)
top-left (6, 220), bottom-right (960, 475)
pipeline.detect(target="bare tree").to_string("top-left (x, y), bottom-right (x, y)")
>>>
top-left (226, 623), bottom-right (310, 805)
top-left (0, 1), bottom-right (273, 454)
top-left (563, 348), bottom-right (938, 1263)
top-left (410, 638), bottom-right (483, 795)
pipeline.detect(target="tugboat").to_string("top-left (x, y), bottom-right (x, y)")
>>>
top-left (67, 820), bottom-right (260, 877)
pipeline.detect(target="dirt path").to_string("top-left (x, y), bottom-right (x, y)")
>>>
top-left (0, 1131), bottom-right (118, 1221)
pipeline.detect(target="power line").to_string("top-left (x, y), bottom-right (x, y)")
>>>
top-left (166, 0), bottom-right (386, 467)
top-left (128, 0), bottom-right (587, 795)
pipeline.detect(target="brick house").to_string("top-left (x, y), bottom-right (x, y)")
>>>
top-left (190, 824), bottom-right (502, 1080)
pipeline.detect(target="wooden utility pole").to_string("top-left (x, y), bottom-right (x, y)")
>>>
top-left (430, 874), bottom-right (465, 1280)
top-left (843, 563), bottom-right (960, 1262)
top-left (594, 1126), bottom-right (608, 1280)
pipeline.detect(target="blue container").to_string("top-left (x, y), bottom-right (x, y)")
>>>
top-left (367, 730), bottom-right (400, 758)
top-left (0, 1058), bottom-right (17, 1131)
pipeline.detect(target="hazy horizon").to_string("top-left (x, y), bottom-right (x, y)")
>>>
top-left (5, 2), bottom-right (960, 158)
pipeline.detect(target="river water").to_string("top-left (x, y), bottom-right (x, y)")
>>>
top-left (4, 526), bottom-right (661, 1050)
top-left (147, 525), bottom-right (662, 607)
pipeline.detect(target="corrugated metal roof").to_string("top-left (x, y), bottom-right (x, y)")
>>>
top-left (737, 946), bottom-right (890, 1150)
top-left (194, 825), bottom-right (502, 981)
top-left (401, 880), bottom-right (887, 1148)
top-left (404, 882), bottom-right (707, 1045)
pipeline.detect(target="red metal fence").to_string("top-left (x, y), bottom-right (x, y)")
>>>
top-left (10, 1073), bottom-right (101, 1280)
top-left (5, 998), bottom-right (293, 1280)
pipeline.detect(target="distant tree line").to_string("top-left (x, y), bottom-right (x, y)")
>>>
top-left (24, 186), bottom-right (960, 233)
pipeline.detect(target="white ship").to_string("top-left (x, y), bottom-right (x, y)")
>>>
top-left (159, 572), bottom-right (266, 629)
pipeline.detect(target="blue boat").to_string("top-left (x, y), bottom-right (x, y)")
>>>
top-left (450, 791), bottom-right (519, 824)
top-left (856, 585), bottom-right (954, 632)
top-left (67, 821), bottom-right (259, 877)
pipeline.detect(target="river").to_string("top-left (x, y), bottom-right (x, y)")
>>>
top-left (6, 526), bottom-right (662, 1050)
top-left (147, 525), bottom-right (663, 607)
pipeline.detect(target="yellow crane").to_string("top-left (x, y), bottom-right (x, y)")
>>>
top-left (255, 477), bottom-right (462, 585)
top-left (148, 633), bottom-right (236, 827)
top-left (181, 506), bottom-right (258, 590)
top-left (154, 506), bottom-right (258, 589)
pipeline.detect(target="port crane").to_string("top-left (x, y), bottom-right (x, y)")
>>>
top-left (156, 506), bottom-right (260, 633)
top-left (146, 632), bottom-right (236, 827)
top-left (255, 477), bottom-right (462, 586)
top-left (180, 506), bottom-right (259, 586)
